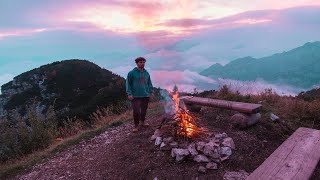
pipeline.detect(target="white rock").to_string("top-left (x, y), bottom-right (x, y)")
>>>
top-left (206, 162), bottom-right (218, 170)
top-left (155, 137), bottom-right (162, 146)
top-left (209, 151), bottom-right (220, 159)
top-left (150, 135), bottom-right (157, 141)
top-left (221, 156), bottom-right (229, 162)
top-left (203, 142), bottom-right (215, 156)
top-left (221, 132), bottom-right (228, 138)
top-left (196, 141), bottom-right (206, 152)
top-left (160, 142), bottom-right (166, 148)
top-left (193, 155), bottom-right (210, 163)
top-left (221, 147), bottom-right (232, 156)
top-left (175, 155), bottom-right (185, 161)
top-left (222, 137), bottom-right (236, 150)
top-left (171, 148), bottom-right (190, 161)
top-left (270, 113), bottom-right (280, 121)
top-left (188, 143), bottom-right (198, 156)
top-left (215, 132), bottom-right (228, 138)
top-left (198, 166), bottom-right (207, 173)
top-left (208, 139), bottom-right (220, 146)
top-left (154, 129), bottom-right (161, 137)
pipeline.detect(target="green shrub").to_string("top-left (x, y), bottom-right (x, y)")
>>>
top-left (0, 104), bottom-right (58, 162)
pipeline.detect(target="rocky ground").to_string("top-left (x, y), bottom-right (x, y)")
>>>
top-left (12, 107), bottom-right (319, 180)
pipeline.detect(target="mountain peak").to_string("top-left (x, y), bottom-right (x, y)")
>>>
top-left (303, 41), bottom-right (320, 47)
top-left (0, 59), bottom-right (126, 119)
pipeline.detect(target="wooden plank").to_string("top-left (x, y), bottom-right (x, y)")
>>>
top-left (180, 96), bottom-right (262, 114)
top-left (247, 127), bottom-right (320, 180)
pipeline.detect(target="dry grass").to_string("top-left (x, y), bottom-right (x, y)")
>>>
top-left (0, 101), bottom-right (162, 179)
top-left (196, 86), bottom-right (320, 131)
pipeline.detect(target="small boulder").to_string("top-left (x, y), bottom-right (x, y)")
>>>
top-left (203, 142), bottom-right (215, 156)
top-left (206, 162), bottom-right (218, 170)
top-left (270, 113), bottom-right (280, 121)
top-left (155, 137), bottom-right (162, 146)
top-left (221, 147), bottom-right (232, 156)
top-left (230, 113), bottom-right (248, 129)
top-left (196, 142), bottom-right (206, 152)
top-left (193, 155), bottom-right (210, 163)
top-left (171, 148), bottom-right (190, 161)
top-left (222, 137), bottom-right (235, 150)
top-left (188, 143), bottom-right (199, 156)
top-left (153, 129), bottom-right (161, 137)
top-left (198, 166), bottom-right (207, 173)
top-left (150, 135), bottom-right (157, 141)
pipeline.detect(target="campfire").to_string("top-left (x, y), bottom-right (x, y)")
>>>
top-left (150, 89), bottom-right (236, 173)
top-left (171, 91), bottom-right (205, 138)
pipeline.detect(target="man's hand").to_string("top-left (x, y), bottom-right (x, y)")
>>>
top-left (128, 95), bottom-right (134, 100)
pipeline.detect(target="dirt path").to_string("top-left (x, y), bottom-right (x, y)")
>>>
top-left (13, 113), bottom-right (226, 180)
top-left (13, 108), bottom-right (320, 180)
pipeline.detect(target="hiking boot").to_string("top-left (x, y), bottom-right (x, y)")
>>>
top-left (132, 128), bottom-right (139, 133)
top-left (140, 122), bottom-right (150, 127)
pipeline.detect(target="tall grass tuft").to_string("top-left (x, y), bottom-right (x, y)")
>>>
top-left (90, 100), bottom-right (131, 127)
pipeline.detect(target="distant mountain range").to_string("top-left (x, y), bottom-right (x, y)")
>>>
top-left (200, 41), bottom-right (320, 89)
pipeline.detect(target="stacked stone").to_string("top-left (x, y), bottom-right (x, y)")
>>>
top-left (151, 130), bottom-right (235, 173)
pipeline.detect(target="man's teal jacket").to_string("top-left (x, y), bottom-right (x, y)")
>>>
top-left (126, 67), bottom-right (154, 97)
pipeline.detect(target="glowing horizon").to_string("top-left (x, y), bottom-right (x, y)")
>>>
top-left (1, 0), bottom-right (319, 37)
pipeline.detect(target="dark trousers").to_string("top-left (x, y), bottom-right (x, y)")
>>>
top-left (132, 97), bottom-right (149, 127)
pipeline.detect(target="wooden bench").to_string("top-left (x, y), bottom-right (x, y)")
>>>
top-left (180, 96), bottom-right (262, 114)
top-left (180, 96), bottom-right (262, 128)
top-left (247, 127), bottom-right (320, 180)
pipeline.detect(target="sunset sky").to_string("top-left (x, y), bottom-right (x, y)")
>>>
top-left (1, 0), bottom-right (320, 93)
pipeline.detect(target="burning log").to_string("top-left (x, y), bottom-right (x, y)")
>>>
top-left (158, 91), bottom-right (207, 139)
top-left (174, 106), bottom-right (207, 138)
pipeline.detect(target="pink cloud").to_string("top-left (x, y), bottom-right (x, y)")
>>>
top-left (234, 18), bottom-right (272, 24)
top-left (133, 31), bottom-right (183, 50)
top-left (158, 11), bottom-right (275, 30)
top-left (0, 28), bottom-right (47, 39)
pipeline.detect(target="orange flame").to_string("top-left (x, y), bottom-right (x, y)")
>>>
top-left (171, 90), bottom-right (202, 138)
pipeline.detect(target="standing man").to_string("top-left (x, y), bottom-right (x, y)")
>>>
top-left (126, 57), bottom-right (154, 133)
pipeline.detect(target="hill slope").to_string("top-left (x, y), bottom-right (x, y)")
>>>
top-left (0, 59), bottom-right (126, 121)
